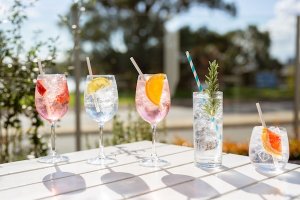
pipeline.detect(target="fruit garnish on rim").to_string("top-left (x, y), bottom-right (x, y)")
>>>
top-left (145, 74), bottom-right (164, 106)
top-left (37, 80), bottom-right (46, 96)
top-left (87, 77), bottom-right (111, 94)
top-left (261, 127), bottom-right (282, 158)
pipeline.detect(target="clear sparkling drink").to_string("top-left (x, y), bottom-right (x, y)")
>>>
top-left (84, 76), bottom-right (118, 125)
top-left (84, 75), bottom-right (118, 165)
top-left (193, 91), bottom-right (223, 168)
top-left (249, 126), bottom-right (289, 171)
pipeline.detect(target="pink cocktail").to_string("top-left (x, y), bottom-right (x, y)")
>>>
top-left (135, 74), bottom-right (171, 167)
top-left (35, 74), bottom-right (69, 163)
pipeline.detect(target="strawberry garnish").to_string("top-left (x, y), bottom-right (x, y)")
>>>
top-left (55, 84), bottom-right (69, 104)
top-left (56, 93), bottom-right (69, 104)
top-left (37, 80), bottom-right (46, 96)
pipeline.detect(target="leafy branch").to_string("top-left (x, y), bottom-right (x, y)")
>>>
top-left (204, 60), bottom-right (220, 116)
top-left (0, 0), bottom-right (58, 163)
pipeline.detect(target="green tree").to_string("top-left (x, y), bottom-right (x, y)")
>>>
top-left (0, 1), bottom-right (58, 163)
top-left (226, 25), bottom-right (281, 72)
top-left (61, 0), bottom-right (235, 88)
top-left (178, 25), bottom-right (283, 91)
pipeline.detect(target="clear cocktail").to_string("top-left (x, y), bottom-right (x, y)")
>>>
top-left (249, 126), bottom-right (289, 171)
top-left (84, 75), bottom-right (118, 165)
top-left (193, 91), bottom-right (223, 168)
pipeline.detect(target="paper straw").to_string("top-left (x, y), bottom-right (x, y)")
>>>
top-left (185, 51), bottom-right (202, 92)
top-left (85, 57), bottom-right (100, 112)
top-left (256, 102), bottom-right (279, 168)
top-left (36, 59), bottom-right (51, 116)
top-left (256, 103), bottom-right (266, 128)
top-left (86, 57), bottom-right (93, 75)
top-left (130, 57), bottom-right (146, 81)
top-left (37, 59), bottom-right (44, 75)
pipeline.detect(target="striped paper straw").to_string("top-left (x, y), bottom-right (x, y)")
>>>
top-left (185, 51), bottom-right (203, 92)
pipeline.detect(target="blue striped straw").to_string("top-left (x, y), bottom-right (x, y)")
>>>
top-left (185, 51), bottom-right (203, 92)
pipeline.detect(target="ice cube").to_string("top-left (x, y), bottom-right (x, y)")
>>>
top-left (258, 150), bottom-right (271, 162)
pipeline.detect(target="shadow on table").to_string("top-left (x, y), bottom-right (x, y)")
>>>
top-left (101, 168), bottom-right (150, 198)
top-left (161, 169), bottom-right (219, 199)
top-left (255, 167), bottom-right (300, 184)
top-left (42, 165), bottom-right (86, 195)
top-left (108, 146), bottom-right (147, 159)
top-left (275, 170), bottom-right (300, 185)
top-left (216, 166), bottom-right (280, 196)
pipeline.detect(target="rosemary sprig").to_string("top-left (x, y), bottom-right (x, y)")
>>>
top-left (204, 60), bottom-right (220, 116)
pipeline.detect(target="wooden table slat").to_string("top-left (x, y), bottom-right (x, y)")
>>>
top-left (0, 141), bottom-right (298, 200)
top-left (0, 141), bottom-right (163, 176)
top-left (0, 143), bottom-right (190, 192)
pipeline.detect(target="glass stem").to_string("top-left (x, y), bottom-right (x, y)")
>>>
top-left (99, 125), bottom-right (105, 159)
top-left (50, 122), bottom-right (56, 156)
top-left (151, 125), bottom-right (158, 159)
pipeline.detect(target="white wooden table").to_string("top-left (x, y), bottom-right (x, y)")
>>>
top-left (0, 141), bottom-right (299, 200)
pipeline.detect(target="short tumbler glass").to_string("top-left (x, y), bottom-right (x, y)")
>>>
top-left (249, 126), bottom-right (289, 171)
top-left (193, 91), bottom-right (223, 168)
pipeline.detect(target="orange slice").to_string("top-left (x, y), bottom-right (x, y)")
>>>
top-left (146, 74), bottom-right (164, 106)
top-left (261, 128), bottom-right (282, 157)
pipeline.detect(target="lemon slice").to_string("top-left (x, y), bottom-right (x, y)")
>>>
top-left (145, 74), bottom-right (164, 105)
top-left (87, 77), bottom-right (111, 94)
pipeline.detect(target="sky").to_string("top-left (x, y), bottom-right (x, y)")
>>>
top-left (0, 0), bottom-right (298, 63)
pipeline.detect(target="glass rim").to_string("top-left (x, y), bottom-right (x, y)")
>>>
top-left (253, 125), bottom-right (287, 130)
top-left (87, 74), bottom-right (115, 78)
top-left (137, 73), bottom-right (167, 80)
top-left (138, 73), bottom-right (166, 76)
top-left (37, 74), bottom-right (66, 77)
top-left (193, 91), bottom-right (223, 95)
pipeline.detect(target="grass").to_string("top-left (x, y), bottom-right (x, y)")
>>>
top-left (223, 87), bottom-right (293, 100)
top-left (173, 86), bottom-right (293, 100)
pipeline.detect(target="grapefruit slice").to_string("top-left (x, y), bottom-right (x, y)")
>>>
top-left (87, 77), bottom-right (111, 94)
top-left (261, 128), bottom-right (282, 157)
top-left (145, 74), bottom-right (164, 106)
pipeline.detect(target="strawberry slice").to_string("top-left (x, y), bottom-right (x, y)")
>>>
top-left (56, 84), bottom-right (69, 104)
top-left (37, 80), bottom-right (46, 96)
top-left (56, 93), bottom-right (69, 104)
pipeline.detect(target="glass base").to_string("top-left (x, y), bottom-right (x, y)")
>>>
top-left (87, 156), bottom-right (117, 165)
top-left (140, 157), bottom-right (169, 167)
top-left (38, 154), bottom-right (69, 164)
top-left (195, 162), bottom-right (221, 169)
top-left (253, 163), bottom-right (285, 172)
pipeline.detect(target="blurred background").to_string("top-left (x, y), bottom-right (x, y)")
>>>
top-left (1, 0), bottom-right (300, 163)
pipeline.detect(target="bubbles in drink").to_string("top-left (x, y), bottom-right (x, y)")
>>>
top-left (84, 76), bottom-right (118, 124)
top-left (35, 74), bottom-right (69, 122)
top-left (135, 75), bottom-right (170, 125)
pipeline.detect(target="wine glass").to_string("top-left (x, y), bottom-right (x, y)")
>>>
top-left (35, 74), bottom-right (69, 163)
top-left (84, 75), bottom-right (118, 165)
top-left (135, 74), bottom-right (171, 167)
